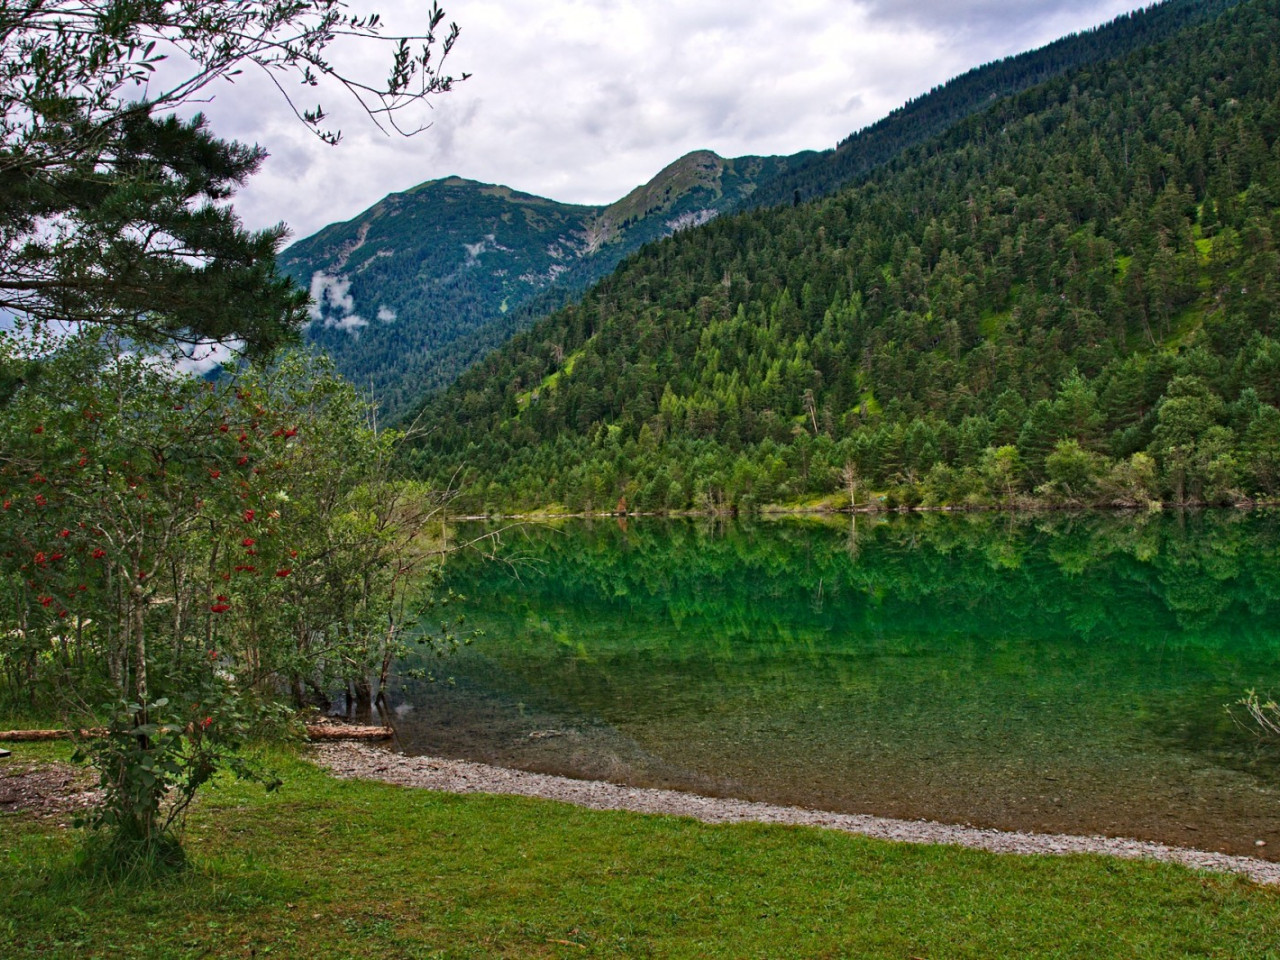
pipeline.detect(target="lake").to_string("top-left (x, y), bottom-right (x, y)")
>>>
top-left (387, 510), bottom-right (1280, 859)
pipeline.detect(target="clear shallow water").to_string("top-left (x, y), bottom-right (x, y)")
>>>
top-left (388, 510), bottom-right (1280, 859)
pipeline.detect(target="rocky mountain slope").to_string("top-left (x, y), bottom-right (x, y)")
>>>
top-left (281, 151), bottom-right (805, 415)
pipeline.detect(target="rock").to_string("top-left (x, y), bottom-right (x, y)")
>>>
top-left (311, 741), bottom-right (1280, 887)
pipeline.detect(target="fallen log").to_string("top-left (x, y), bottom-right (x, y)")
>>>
top-left (0, 729), bottom-right (104, 741)
top-left (1, 724), bottom-right (392, 742)
top-left (305, 724), bottom-right (393, 741)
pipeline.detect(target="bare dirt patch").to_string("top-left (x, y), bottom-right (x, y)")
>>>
top-left (0, 754), bottom-right (100, 821)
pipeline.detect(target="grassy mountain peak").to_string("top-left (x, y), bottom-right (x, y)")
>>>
top-left (280, 151), bottom-right (802, 416)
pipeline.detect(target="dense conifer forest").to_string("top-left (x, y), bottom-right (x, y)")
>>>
top-left (748, 0), bottom-right (1245, 209)
top-left (287, 0), bottom-right (1242, 418)
top-left (407, 0), bottom-right (1280, 514)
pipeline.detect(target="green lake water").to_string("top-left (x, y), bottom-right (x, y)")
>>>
top-left (388, 510), bottom-right (1280, 858)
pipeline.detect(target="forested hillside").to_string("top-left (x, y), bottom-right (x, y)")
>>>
top-left (283, 177), bottom-right (601, 415)
top-left (288, 0), bottom-right (1239, 417)
top-left (282, 152), bottom-right (807, 416)
top-left (747, 0), bottom-right (1244, 209)
top-left (408, 0), bottom-right (1280, 513)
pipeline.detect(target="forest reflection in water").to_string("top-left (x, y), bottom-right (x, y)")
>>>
top-left (389, 509), bottom-right (1280, 859)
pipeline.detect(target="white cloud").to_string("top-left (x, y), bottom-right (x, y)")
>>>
top-left (174, 339), bottom-right (245, 376)
top-left (308, 271), bottom-right (355, 321)
top-left (326, 313), bottom-right (369, 334)
top-left (192, 0), bottom-right (1152, 241)
top-left (308, 271), bottom-right (366, 333)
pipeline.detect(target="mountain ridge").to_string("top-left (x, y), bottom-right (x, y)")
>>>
top-left (281, 149), bottom-right (804, 415)
top-left (284, 0), bottom-right (1246, 419)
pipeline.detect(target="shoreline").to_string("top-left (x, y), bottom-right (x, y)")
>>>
top-left (442, 500), bottom-right (1280, 523)
top-left (314, 742), bottom-right (1280, 886)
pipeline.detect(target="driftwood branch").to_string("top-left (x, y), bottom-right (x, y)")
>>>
top-left (0, 728), bottom-right (106, 741)
top-left (304, 724), bottom-right (393, 741)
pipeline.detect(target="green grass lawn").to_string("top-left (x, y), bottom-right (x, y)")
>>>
top-left (3, 744), bottom-right (1280, 958)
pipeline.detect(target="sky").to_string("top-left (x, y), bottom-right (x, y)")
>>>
top-left (195, 0), bottom-right (1157, 243)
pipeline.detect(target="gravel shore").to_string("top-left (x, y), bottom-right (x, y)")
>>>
top-left (315, 742), bottom-right (1280, 885)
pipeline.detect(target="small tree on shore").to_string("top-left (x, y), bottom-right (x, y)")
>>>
top-left (1, 336), bottom-right (454, 864)
top-left (1, 0), bottom-right (467, 867)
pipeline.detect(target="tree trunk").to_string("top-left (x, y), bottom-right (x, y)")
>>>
top-left (353, 676), bottom-right (373, 710)
top-left (307, 679), bottom-right (332, 712)
top-left (131, 588), bottom-right (148, 704)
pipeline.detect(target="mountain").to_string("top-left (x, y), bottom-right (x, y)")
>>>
top-left (406, 0), bottom-right (1280, 513)
top-left (746, 0), bottom-right (1245, 210)
top-left (281, 152), bottom-right (807, 416)
top-left (284, 0), bottom-right (1243, 417)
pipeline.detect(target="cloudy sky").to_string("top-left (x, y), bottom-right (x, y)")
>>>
top-left (197, 0), bottom-right (1155, 243)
